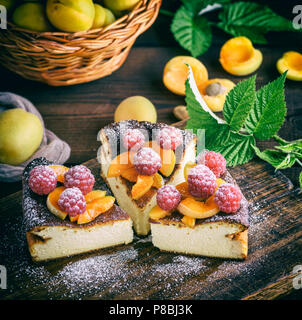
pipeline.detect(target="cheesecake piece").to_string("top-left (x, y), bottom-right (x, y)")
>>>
top-left (150, 171), bottom-right (249, 260)
top-left (23, 158), bottom-right (133, 262)
top-left (98, 121), bottom-right (196, 235)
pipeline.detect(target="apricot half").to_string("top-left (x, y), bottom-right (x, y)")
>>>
top-left (49, 165), bottom-right (69, 183)
top-left (177, 197), bottom-right (219, 219)
top-left (199, 78), bottom-right (235, 112)
top-left (163, 56), bottom-right (208, 96)
top-left (277, 51), bottom-right (302, 81)
top-left (219, 37), bottom-right (263, 76)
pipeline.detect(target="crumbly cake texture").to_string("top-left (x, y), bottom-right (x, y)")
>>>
top-left (99, 120), bottom-right (197, 235)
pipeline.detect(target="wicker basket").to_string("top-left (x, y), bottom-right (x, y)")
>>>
top-left (0, 0), bottom-right (161, 86)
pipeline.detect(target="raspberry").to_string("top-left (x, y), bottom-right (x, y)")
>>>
top-left (198, 151), bottom-right (226, 177)
top-left (156, 127), bottom-right (183, 150)
top-left (64, 165), bottom-right (95, 195)
top-left (187, 164), bottom-right (217, 198)
top-left (214, 183), bottom-right (242, 213)
top-left (133, 147), bottom-right (161, 176)
top-left (156, 185), bottom-right (181, 211)
top-left (29, 165), bottom-right (57, 195)
top-left (122, 129), bottom-right (145, 151)
top-left (58, 187), bottom-right (86, 217)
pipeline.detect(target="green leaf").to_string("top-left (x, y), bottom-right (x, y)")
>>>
top-left (211, 133), bottom-right (256, 167)
top-left (217, 2), bottom-right (297, 44)
top-left (171, 5), bottom-right (212, 57)
top-left (223, 75), bottom-right (256, 132)
top-left (253, 146), bottom-right (288, 168)
top-left (181, 0), bottom-right (231, 15)
top-left (245, 72), bottom-right (287, 140)
top-left (299, 172), bottom-right (302, 190)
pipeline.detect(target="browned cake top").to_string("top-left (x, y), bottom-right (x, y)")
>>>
top-left (22, 158), bottom-right (130, 233)
top-left (150, 170), bottom-right (249, 228)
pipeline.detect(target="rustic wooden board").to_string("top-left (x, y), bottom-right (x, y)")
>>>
top-left (0, 157), bottom-right (302, 300)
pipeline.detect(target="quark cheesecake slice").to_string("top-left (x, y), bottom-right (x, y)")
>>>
top-left (23, 158), bottom-right (133, 262)
top-left (149, 153), bottom-right (249, 260)
top-left (98, 120), bottom-right (196, 235)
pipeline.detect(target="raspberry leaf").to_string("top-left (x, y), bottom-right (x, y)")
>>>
top-left (211, 133), bottom-right (256, 167)
top-left (245, 72), bottom-right (287, 140)
top-left (217, 2), bottom-right (297, 44)
top-left (171, 5), bottom-right (212, 57)
top-left (223, 75), bottom-right (256, 132)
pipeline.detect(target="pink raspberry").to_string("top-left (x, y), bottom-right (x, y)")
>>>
top-left (156, 127), bottom-right (183, 150)
top-left (122, 129), bottom-right (145, 151)
top-left (64, 165), bottom-right (95, 195)
top-left (58, 187), bottom-right (86, 217)
top-left (198, 151), bottom-right (226, 177)
top-left (133, 147), bottom-right (161, 176)
top-left (156, 185), bottom-right (181, 211)
top-left (187, 164), bottom-right (217, 198)
top-left (29, 165), bottom-right (57, 195)
top-left (214, 183), bottom-right (242, 213)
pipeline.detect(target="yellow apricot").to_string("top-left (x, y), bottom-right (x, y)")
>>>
top-left (114, 96), bottom-right (157, 123)
top-left (219, 37), bottom-right (263, 76)
top-left (277, 51), bottom-right (302, 81)
top-left (163, 56), bottom-right (208, 96)
top-left (199, 78), bottom-right (235, 112)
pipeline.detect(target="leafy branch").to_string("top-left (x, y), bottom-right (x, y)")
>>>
top-left (184, 65), bottom-right (302, 189)
top-left (164, 0), bottom-right (300, 57)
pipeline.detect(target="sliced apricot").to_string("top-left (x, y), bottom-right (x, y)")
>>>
top-left (176, 182), bottom-right (192, 199)
top-left (152, 172), bottom-right (164, 189)
top-left (177, 197), bottom-right (219, 219)
top-left (70, 215), bottom-right (79, 223)
top-left (131, 175), bottom-right (154, 200)
top-left (46, 186), bottom-right (67, 220)
top-left (199, 78), bottom-right (235, 112)
top-left (78, 196), bottom-right (115, 224)
top-left (163, 56), bottom-right (208, 96)
top-left (181, 215), bottom-right (196, 228)
top-left (216, 178), bottom-right (226, 189)
top-left (277, 51), bottom-right (302, 81)
top-left (219, 37), bottom-right (263, 76)
top-left (49, 165), bottom-right (69, 183)
top-left (149, 205), bottom-right (169, 220)
top-left (85, 190), bottom-right (106, 203)
top-left (184, 161), bottom-right (196, 181)
top-left (107, 152), bottom-right (134, 177)
top-left (159, 149), bottom-right (175, 177)
top-left (121, 166), bottom-right (139, 182)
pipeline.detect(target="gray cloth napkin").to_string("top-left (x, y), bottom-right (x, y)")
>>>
top-left (0, 92), bottom-right (71, 182)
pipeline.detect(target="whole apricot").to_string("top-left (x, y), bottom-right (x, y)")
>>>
top-left (277, 51), bottom-right (302, 81)
top-left (46, 0), bottom-right (95, 32)
top-left (92, 4), bottom-right (106, 29)
top-left (103, 7), bottom-right (116, 25)
top-left (163, 56), bottom-right (208, 96)
top-left (0, 109), bottom-right (43, 165)
top-left (114, 96), bottom-right (157, 123)
top-left (219, 37), bottom-right (262, 76)
top-left (104, 0), bottom-right (139, 11)
top-left (199, 78), bottom-right (235, 112)
top-left (12, 3), bottom-right (51, 32)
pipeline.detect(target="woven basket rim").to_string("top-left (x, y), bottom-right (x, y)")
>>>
top-left (6, 0), bottom-right (158, 37)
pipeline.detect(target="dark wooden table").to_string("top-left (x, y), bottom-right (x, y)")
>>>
top-left (0, 0), bottom-right (301, 299)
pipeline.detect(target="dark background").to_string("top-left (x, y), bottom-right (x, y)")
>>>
top-left (0, 0), bottom-right (302, 299)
